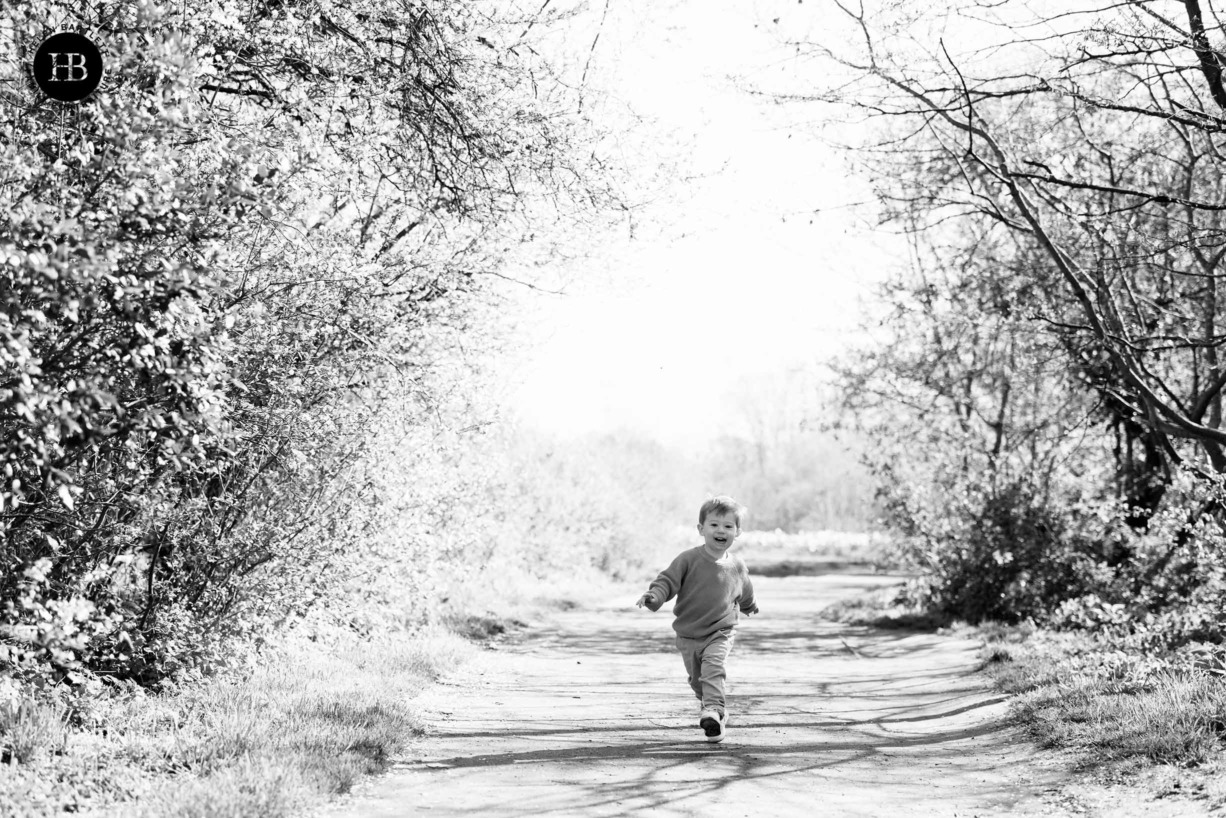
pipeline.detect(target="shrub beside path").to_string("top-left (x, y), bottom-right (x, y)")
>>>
top-left (315, 575), bottom-right (1198, 817)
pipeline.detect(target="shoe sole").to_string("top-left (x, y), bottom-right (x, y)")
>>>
top-left (700, 716), bottom-right (724, 742)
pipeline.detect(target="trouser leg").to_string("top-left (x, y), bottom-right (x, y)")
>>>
top-left (676, 636), bottom-right (704, 701)
top-left (697, 628), bottom-right (736, 718)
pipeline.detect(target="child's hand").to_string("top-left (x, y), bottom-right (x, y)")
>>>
top-left (746, 603), bottom-right (760, 615)
top-left (636, 592), bottom-right (656, 609)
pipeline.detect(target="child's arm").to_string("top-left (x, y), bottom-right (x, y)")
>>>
top-left (637, 552), bottom-right (688, 611)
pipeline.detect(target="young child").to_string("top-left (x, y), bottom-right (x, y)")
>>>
top-left (636, 495), bottom-right (758, 743)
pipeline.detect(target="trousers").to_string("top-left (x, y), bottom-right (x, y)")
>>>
top-left (674, 627), bottom-right (736, 717)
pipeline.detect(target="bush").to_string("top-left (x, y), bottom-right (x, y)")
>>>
top-left (897, 478), bottom-right (1103, 623)
top-left (1045, 468), bottom-right (1226, 652)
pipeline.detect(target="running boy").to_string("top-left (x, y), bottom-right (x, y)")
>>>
top-left (636, 496), bottom-right (758, 743)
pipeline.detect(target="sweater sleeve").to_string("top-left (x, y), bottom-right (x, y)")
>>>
top-left (644, 551), bottom-right (688, 612)
top-left (737, 558), bottom-right (758, 614)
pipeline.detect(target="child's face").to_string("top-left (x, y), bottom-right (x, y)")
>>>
top-left (697, 511), bottom-right (740, 556)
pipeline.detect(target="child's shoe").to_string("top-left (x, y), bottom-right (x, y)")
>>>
top-left (699, 709), bottom-right (725, 743)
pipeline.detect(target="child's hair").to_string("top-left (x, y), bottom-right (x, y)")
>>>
top-left (698, 495), bottom-right (746, 527)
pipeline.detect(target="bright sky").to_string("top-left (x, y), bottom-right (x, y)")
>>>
top-left (505, 0), bottom-right (905, 445)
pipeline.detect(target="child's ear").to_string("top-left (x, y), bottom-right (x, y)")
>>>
top-left (696, 523), bottom-right (703, 535)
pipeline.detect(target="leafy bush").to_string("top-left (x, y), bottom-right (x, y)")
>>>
top-left (891, 477), bottom-right (1107, 623)
top-left (890, 462), bottom-right (1226, 652)
top-left (1046, 468), bottom-right (1226, 651)
top-left (1, 0), bottom-right (607, 688)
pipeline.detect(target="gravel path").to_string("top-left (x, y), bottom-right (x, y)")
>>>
top-left (320, 574), bottom-right (1081, 817)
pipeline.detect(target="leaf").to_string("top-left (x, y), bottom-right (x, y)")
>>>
top-left (57, 484), bottom-right (74, 510)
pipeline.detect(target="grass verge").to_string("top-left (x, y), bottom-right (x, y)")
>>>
top-left (975, 627), bottom-right (1226, 769)
top-left (973, 625), bottom-right (1226, 808)
top-left (1, 626), bottom-right (475, 817)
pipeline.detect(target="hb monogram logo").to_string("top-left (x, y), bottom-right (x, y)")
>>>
top-left (31, 31), bottom-right (103, 102)
top-left (49, 53), bottom-right (91, 81)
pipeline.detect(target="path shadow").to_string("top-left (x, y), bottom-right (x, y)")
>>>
top-left (412, 716), bottom-right (1009, 769)
top-left (432, 692), bottom-right (1010, 740)
top-left (403, 713), bottom-right (1029, 817)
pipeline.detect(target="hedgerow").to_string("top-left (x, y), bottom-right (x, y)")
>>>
top-left (1, 0), bottom-right (609, 696)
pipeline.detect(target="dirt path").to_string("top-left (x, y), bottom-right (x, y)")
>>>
top-left (321, 574), bottom-right (1079, 817)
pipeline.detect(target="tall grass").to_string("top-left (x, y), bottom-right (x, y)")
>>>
top-left (981, 630), bottom-right (1226, 768)
top-left (0, 697), bottom-right (69, 765)
top-left (1, 628), bottom-right (473, 817)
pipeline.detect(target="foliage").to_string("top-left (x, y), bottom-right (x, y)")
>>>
top-left (0, 0), bottom-right (609, 689)
top-left (835, 227), bottom-right (1118, 621)
top-left (908, 479), bottom-right (1108, 623)
top-left (1048, 467), bottom-right (1226, 652)
top-left (808, 0), bottom-right (1226, 626)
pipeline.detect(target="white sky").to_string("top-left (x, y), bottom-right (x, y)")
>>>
top-left (504, 0), bottom-right (906, 445)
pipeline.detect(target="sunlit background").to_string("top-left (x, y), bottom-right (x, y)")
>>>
top-left (504, 0), bottom-right (902, 446)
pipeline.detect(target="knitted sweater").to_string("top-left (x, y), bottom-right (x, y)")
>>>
top-left (644, 546), bottom-right (757, 638)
